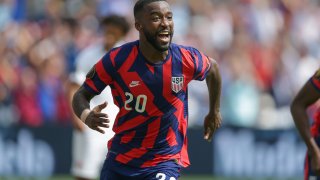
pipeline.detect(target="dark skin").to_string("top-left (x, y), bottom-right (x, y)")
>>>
top-left (291, 80), bottom-right (320, 176)
top-left (204, 58), bottom-right (222, 141)
top-left (72, 87), bottom-right (110, 134)
top-left (72, 1), bottom-right (221, 142)
top-left (103, 24), bottom-right (126, 51)
top-left (135, 1), bottom-right (174, 63)
top-left (68, 23), bottom-right (126, 133)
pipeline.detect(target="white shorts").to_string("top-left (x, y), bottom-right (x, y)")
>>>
top-left (71, 125), bottom-right (115, 179)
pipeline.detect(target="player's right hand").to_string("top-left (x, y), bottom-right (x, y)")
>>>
top-left (83, 102), bottom-right (110, 134)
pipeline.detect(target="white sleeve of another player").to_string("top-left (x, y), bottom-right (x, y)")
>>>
top-left (70, 44), bottom-right (104, 85)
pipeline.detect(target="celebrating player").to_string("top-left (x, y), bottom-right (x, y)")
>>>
top-left (72, 0), bottom-right (222, 179)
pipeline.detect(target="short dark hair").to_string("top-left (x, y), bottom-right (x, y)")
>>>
top-left (134, 0), bottom-right (167, 19)
top-left (100, 15), bottom-right (130, 35)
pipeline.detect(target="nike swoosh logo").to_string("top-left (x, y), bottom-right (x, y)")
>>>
top-left (129, 81), bottom-right (140, 87)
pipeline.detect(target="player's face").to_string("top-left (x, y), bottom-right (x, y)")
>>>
top-left (139, 1), bottom-right (174, 52)
top-left (103, 24), bottom-right (125, 51)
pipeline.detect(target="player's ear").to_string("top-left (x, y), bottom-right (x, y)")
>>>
top-left (135, 21), bottom-right (142, 31)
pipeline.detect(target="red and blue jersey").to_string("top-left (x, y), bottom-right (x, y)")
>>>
top-left (310, 69), bottom-right (320, 137)
top-left (83, 40), bottom-right (211, 168)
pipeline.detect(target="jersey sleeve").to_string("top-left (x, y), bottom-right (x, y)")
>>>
top-left (190, 48), bottom-right (211, 81)
top-left (310, 68), bottom-right (320, 91)
top-left (82, 52), bottom-right (114, 95)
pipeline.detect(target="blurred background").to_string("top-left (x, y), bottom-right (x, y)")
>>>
top-left (1, 0), bottom-right (320, 179)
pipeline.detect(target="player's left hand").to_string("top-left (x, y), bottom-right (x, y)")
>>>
top-left (310, 147), bottom-right (320, 176)
top-left (203, 110), bottom-right (222, 142)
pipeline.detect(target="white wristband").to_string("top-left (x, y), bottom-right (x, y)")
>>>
top-left (80, 109), bottom-right (91, 122)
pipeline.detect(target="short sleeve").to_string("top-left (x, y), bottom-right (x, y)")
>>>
top-left (190, 48), bottom-right (211, 81)
top-left (310, 68), bottom-right (320, 91)
top-left (83, 53), bottom-right (114, 95)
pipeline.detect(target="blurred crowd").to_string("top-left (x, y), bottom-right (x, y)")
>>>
top-left (0, 0), bottom-right (319, 129)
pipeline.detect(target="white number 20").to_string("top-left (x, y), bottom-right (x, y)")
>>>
top-left (124, 92), bottom-right (147, 113)
top-left (156, 173), bottom-right (176, 180)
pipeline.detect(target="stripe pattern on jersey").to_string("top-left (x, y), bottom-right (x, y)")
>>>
top-left (82, 40), bottom-right (211, 168)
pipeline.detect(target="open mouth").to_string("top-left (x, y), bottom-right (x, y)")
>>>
top-left (157, 32), bottom-right (171, 43)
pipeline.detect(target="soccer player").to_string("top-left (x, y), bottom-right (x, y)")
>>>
top-left (291, 69), bottom-right (320, 179)
top-left (72, 0), bottom-right (222, 179)
top-left (67, 15), bottom-right (130, 180)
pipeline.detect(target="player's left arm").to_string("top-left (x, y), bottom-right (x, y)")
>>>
top-left (203, 58), bottom-right (222, 142)
top-left (291, 77), bottom-right (320, 175)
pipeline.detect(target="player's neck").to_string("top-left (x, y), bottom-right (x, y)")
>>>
top-left (139, 41), bottom-right (169, 64)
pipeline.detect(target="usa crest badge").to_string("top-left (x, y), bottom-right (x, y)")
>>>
top-left (171, 77), bottom-right (184, 93)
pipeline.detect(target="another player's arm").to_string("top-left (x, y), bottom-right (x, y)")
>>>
top-left (203, 58), bottom-right (222, 142)
top-left (291, 80), bottom-right (320, 165)
top-left (72, 86), bottom-right (110, 134)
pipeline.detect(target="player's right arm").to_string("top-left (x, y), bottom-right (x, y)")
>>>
top-left (291, 69), bottom-right (320, 175)
top-left (72, 86), bottom-right (110, 134)
top-left (72, 51), bottom-right (115, 134)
